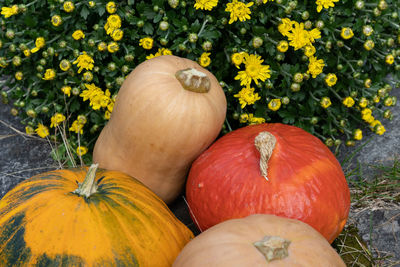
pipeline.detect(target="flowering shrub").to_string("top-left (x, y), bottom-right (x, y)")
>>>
top-left (0, 0), bottom-right (399, 164)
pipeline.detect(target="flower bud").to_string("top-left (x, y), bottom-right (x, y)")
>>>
top-left (252, 37), bottom-right (263, 48)
top-left (355, 0), bottom-right (364, 9)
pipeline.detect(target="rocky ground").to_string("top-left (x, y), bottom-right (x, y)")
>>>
top-left (1, 83), bottom-right (399, 266)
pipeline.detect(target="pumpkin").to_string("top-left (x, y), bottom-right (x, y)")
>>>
top-left (93, 55), bottom-right (227, 203)
top-left (0, 164), bottom-right (193, 266)
top-left (173, 214), bottom-right (346, 266)
top-left (186, 123), bottom-right (350, 243)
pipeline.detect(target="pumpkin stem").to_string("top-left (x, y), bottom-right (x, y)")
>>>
top-left (175, 68), bottom-right (211, 93)
top-left (254, 131), bottom-right (276, 180)
top-left (253, 236), bottom-right (291, 262)
top-left (73, 163), bottom-right (99, 198)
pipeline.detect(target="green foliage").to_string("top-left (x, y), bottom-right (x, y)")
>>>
top-left (0, 0), bottom-right (399, 163)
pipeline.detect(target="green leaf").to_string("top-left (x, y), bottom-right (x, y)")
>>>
top-left (201, 30), bottom-right (221, 40)
top-left (80, 6), bottom-right (90, 20)
top-left (128, 0), bottom-right (135, 5)
top-left (143, 23), bottom-right (154, 35)
top-left (97, 6), bottom-right (106, 17)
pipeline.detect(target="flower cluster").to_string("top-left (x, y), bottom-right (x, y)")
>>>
top-left (0, 0), bottom-right (399, 164)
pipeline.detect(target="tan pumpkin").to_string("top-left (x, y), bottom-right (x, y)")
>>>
top-left (93, 55), bottom-right (227, 203)
top-left (173, 214), bottom-right (346, 267)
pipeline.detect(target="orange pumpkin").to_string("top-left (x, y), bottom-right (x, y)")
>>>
top-left (186, 123), bottom-right (350, 243)
top-left (173, 214), bottom-right (346, 266)
top-left (0, 164), bottom-right (193, 266)
top-left (93, 55), bottom-right (227, 203)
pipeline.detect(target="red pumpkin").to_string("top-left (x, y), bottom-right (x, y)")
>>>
top-left (186, 123), bottom-right (350, 243)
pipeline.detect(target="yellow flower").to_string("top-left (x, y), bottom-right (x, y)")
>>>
top-left (277, 40), bottom-right (289, 53)
top-left (23, 49), bottom-right (31, 57)
top-left (235, 54), bottom-right (271, 87)
top-left (107, 42), bottom-right (119, 53)
top-left (278, 18), bottom-right (294, 37)
top-left (69, 120), bottom-right (85, 134)
top-left (248, 114), bottom-right (266, 125)
top-left (83, 71), bottom-right (93, 82)
top-left (307, 56), bottom-right (325, 78)
top-left (194, 0), bottom-right (218, 10)
top-left (51, 15), bottom-right (62, 27)
top-left (362, 25), bottom-right (373, 37)
top-left (364, 40), bottom-right (375, 51)
top-left (199, 52), bottom-right (211, 67)
top-left (77, 115), bottom-right (87, 124)
top-left (361, 107), bottom-right (372, 117)
top-left (342, 96), bottom-right (355, 107)
top-left (304, 45), bottom-right (316, 57)
top-left (35, 123), bottom-right (49, 138)
top-left (104, 14), bottom-right (121, 35)
top-left (234, 87), bottom-right (261, 108)
top-left (15, 71), bottom-right (23, 81)
top-left (316, 0), bottom-right (339, 13)
top-left (268, 99), bottom-right (282, 111)
top-left (1, 5), bottom-right (19, 18)
top-left (107, 101), bottom-right (114, 113)
top-left (76, 146), bottom-right (88, 156)
top-left (50, 113), bottom-right (66, 128)
top-left (385, 54), bottom-right (394, 65)
top-left (308, 28), bottom-right (321, 43)
top-left (25, 126), bottom-right (35, 135)
top-left (225, 0), bottom-right (254, 24)
top-left (106, 2), bottom-right (117, 14)
top-left (36, 37), bottom-right (46, 48)
top-left (353, 129), bottom-right (362, 140)
top-left (105, 110), bottom-right (112, 120)
top-left (63, 1), bottom-right (75, 13)
top-left (286, 22), bottom-right (310, 50)
top-left (325, 73), bottom-right (337, 87)
top-left (146, 48), bottom-right (173, 60)
top-left (359, 97), bottom-right (368, 108)
top-left (375, 125), bottom-right (386, 135)
top-left (111, 29), bottom-right (124, 41)
top-left (89, 1), bottom-right (96, 8)
top-left (43, 69), bottom-right (56, 80)
top-left (73, 52), bottom-right (94, 73)
top-left (139, 37), bottom-right (154, 50)
top-left (341, 28), bottom-right (354, 40)
top-left (80, 83), bottom-right (102, 102)
top-left (98, 42), bottom-right (107, 51)
top-left (320, 97), bottom-right (331, 108)
top-left (231, 52), bottom-right (246, 67)
top-left (384, 97), bottom-right (394, 106)
top-left (239, 113), bottom-right (249, 123)
top-left (72, 30), bottom-right (85, 40)
top-left (61, 86), bottom-right (71, 97)
top-left (59, 59), bottom-right (71, 71)
top-left (364, 78), bottom-right (372, 88)
top-left (0, 57), bottom-right (8, 68)
top-left (31, 37), bottom-right (46, 53)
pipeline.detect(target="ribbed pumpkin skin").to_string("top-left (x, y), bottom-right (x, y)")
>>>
top-left (0, 167), bottom-right (193, 266)
top-left (186, 123), bottom-right (350, 243)
top-left (173, 214), bottom-right (346, 267)
top-left (93, 55), bottom-right (227, 204)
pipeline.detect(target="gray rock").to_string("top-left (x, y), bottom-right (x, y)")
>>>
top-left (0, 103), bottom-right (56, 198)
top-left (348, 208), bottom-right (400, 266)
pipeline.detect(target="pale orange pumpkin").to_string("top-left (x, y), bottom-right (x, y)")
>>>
top-left (93, 55), bottom-right (227, 203)
top-left (173, 214), bottom-right (346, 267)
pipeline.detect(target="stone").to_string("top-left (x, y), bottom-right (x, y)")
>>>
top-left (0, 103), bottom-right (56, 198)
